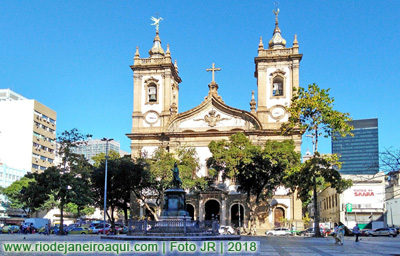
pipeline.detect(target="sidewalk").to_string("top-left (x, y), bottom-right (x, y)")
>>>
top-left (0, 233), bottom-right (399, 255)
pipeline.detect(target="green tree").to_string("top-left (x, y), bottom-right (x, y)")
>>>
top-left (208, 132), bottom-right (301, 233)
top-left (64, 203), bottom-right (96, 218)
top-left (2, 176), bottom-right (42, 217)
top-left (33, 128), bottom-right (93, 235)
top-left (281, 84), bottom-right (353, 237)
top-left (92, 156), bottom-right (150, 229)
top-left (134, 146), bottom-right (204, 221)
top-left (91, 150), bottom-right (121, 168)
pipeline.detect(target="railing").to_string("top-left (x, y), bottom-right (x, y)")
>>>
top-left (127, 218), bottom-right (219, 236)
top-left (258, 48), bottom-right (295, 57)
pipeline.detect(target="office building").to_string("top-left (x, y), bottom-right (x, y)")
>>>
top-left (0, 89), bottom-right (57, 174)
top-left (73, 139), bottom-right (129, 164)
top-left (332, 118), bottom-right (379, 174)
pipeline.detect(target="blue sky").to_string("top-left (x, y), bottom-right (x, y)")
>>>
top-left (1, 1), bottom-right (399, 156)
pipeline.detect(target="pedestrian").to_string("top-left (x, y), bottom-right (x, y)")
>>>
top-left (45, 224), bottom-right (50, 236)
top-left (353, 223), bottom-right (361, 242)
top-left (333, 223), bottom-right (339, 244)
top-left (336, 222), bottom-right (345, 245)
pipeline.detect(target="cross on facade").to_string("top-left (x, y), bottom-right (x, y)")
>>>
top-left (206, 63), bottom-right (221, 83)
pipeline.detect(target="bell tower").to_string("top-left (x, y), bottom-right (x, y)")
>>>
top-left (130, 18), bottom-right (182, 134)
top-left (254, 9), bottom-right (302, 129)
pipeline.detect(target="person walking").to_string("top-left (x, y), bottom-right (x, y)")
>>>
top-left (333, 223), bottom-right (339, 244)
top-left (337, 222), bottom-right (345, 245)
top-left (353, 223), bottom-right (361, 242)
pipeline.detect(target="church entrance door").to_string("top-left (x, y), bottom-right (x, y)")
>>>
top-left (187, 204), bottom-right (195, 220)
top-left (274, 207), bottom-right (284, 227)
top-left (205, 200), bottom-right (220, 221)
top-left (231, 204), bottom-right (244, 227)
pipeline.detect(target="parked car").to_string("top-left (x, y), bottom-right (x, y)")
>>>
top-left (298, 228), bottom-right (325, 236)
top-left (2, 225), bottom-right (20, 234)
top-left (361, 229), bottom-right (373, 236)
top-left (90, 224), bottom-right (110, 234)
top-left (219, 225), bottom-right (236, 235)
top-left (367, 228), bottom-right (397, 237)
top-left (265, 227), bottom-right (291, 236)
top-left (68, 227), bottom-right (89, 235)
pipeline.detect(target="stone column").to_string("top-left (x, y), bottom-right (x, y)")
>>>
top-left (199, 197), bottom-right (204, 221)
top-left (139, 204), bottom-right (144, 218)
top-left (221, 195), bottom-right (227, 226)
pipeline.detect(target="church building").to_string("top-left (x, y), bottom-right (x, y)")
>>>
top-left (127, 12), bottom-right (304, 232)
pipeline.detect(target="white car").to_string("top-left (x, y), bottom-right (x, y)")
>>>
top-left (265, 227), bottom-right (291, 236)
top-left (219, 225), bottom-right (236, 235)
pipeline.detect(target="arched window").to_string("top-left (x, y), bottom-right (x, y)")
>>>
top-left (272, 76), bottom-right (284, 96)
top-left (148, 84), bottom-right (157, 102)
top-left (144, 77), bottom-right (160, 105)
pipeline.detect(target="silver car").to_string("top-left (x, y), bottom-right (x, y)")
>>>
top-left (367, 228), bottom-right (397, 237)
top-left (265, 227), bottom-right (291, 236)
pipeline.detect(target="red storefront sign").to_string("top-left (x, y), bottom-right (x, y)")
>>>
top-left (354, 189), bottom-right (374, 197)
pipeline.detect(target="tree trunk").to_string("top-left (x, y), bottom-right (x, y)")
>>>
top-left (144, 202), bottom-right (159, 221)
top-left (60, 202), bottom-right (64, 235)
top-left (110, 206), bottom-right (115, 234)
top-left (132, 191), bottom-right (159, 221)
top-left (313, 177), bottom-right (321, 237)
top-left (123, 205), bottom-right (128, 224)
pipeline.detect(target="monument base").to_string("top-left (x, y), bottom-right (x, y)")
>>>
top-left (160, 187), bottom-right (190, 218)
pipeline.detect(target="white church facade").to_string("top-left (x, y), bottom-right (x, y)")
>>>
top-left (127, 13), bottom-right (304, 232)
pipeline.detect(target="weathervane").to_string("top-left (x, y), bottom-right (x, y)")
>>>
top-left (273, 2), bottom-right (280, 24)
top-left (150, 16), bottom-right (163, 31)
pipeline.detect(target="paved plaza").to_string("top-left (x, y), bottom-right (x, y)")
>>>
top-left (0, 234), bottom-right (399, 255)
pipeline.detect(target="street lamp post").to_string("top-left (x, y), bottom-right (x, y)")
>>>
top-left (101, 138), bottom-right (113, 235)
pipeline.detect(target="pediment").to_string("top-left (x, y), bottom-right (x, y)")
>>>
top-left (167, 94), bottom-right (262, 132)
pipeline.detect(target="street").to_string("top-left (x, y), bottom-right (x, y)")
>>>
top-left (0, 234), bottom-right (399, 255)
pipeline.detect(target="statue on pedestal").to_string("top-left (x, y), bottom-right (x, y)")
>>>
top-left (171, 162), bottom-right (182, 188)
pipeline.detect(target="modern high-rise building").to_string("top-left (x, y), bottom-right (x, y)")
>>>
top-left (0, 89), bottom-right (57, 174)
top-left (73, 139), bottom-right (129, 164)
top-left (331, 118), bottom-right (379, 174)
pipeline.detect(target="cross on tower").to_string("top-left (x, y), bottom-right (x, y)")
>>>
top-left (206, 63), bottom-right (221, 83)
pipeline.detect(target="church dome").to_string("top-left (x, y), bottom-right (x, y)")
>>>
top-left (268, 9), bottom-right (286, 49)
top-left (149, 31), bottom-right (165, 57)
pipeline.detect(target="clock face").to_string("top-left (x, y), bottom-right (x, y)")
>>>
top-left (145, 112), bottom-right (159, 124)
top-left (270, 106), bottom-right (285, 119)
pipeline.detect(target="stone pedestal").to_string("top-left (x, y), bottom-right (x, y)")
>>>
top-left (159, 188), bottom-right (191, 221)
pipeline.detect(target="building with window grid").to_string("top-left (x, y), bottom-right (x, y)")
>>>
top-left (73, 139), bottom-right (128, 164)
top-left (0, 89), bottom-right (57, 174)
top-left (331, 118), bottom-right (379, 174)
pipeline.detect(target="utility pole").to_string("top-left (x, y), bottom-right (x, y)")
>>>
top-left (101, 138), bottom-right (113, 235)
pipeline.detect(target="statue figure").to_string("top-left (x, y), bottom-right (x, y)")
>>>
top-left (150, 16), bottom-right (163, 31)
top-left (171, 162), bottom-right (182, 188)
